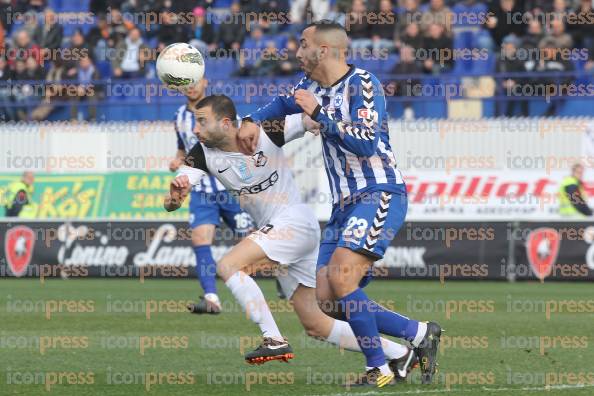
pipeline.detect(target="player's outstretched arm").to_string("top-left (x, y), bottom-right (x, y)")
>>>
top-left (238, 78), bottom-right (307, 154)
top-left (164, 175), bottom-right (191, 212)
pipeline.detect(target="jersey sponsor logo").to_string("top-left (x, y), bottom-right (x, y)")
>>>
top-left (217, 166), bottom-right (231, 173)
top-left (237, 161), bottom-right (253, 181)
top-left (236, 171), bottom-right (279, 196)
top-left (357, 108), bottom-right (378, 122)
top-left (4, 225), bottom-right (35, 277)
top-left (253, 151), bottom-right (268, 167)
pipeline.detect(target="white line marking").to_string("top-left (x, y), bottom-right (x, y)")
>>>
top-left (307, 383), bottom-right (594, 396)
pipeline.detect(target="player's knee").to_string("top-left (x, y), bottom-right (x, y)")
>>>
top-left (216, 260), bottom-right (234, 281)
top-left (303, 322), bottom-right (325, 339)
top-left (327, 268), bottom-right (352, 297)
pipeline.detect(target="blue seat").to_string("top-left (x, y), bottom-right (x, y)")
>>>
top-left (96, 61), bottom-right (112, 78)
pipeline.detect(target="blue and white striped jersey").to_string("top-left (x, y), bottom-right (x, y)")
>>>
top-left (248, 65), bottom-right (405, 204)
top-left (174, 104), bottom-right (225, 193)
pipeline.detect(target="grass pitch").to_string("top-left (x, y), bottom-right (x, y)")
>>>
top-left (1, 278), bottom-right (593, 395)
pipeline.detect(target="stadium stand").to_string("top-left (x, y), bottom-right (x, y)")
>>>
top-left (0, 0), bottom-right (593, 121)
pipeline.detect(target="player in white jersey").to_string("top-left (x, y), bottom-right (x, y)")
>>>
top-left (169, 80), bottom-right (253, 315)
top-left (164, 95), bottom-right (417, 374)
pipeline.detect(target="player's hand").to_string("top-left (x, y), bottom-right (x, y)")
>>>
top-left (294, 89), bottom-right (319, 116)
top-left (302, 114), bottom-right (321, 136)
top-left (169, 158), bottom-right (183, 172)
top-left (172, 174), bottom-right (190, 190)
top-left (237, 120), bottom-right (260, 155)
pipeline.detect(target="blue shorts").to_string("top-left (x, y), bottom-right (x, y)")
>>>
top-left (316, 188), bottom-right (407, 287)
top-left (189, 190), bottom-right (253, 234)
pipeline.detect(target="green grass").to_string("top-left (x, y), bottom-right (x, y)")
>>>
top-left (1, 279), bottom-right (593, 395)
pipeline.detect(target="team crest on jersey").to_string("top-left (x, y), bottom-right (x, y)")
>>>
top-left (334, 95), bottom-right (343, 107)
top-left (252, 151), bottom-right (268, 167)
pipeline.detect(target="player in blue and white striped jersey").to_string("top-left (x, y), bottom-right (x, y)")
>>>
top-left (170, 80), bottom-right (253, 315)
top-left (238, 21), bottom-right (441, 387)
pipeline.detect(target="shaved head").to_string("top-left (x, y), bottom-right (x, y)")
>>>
top-left (306, 20), bottom-right (349, 50)
top-left (307, 22), bottom-right (349, 51)
top-left (296, 20), bottom-right (351, 85)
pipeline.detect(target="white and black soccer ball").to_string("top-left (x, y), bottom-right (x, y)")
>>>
top-left (156, 43), bottom-right (205, 92)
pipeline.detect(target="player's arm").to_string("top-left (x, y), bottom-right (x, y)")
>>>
top-left (238, 77), bottom-right (309, 154)
top-left (302, 74), bottom-right (385, 157)
top-left (262, 113), bottom-right (319, 147)
top-left (169, 120), bottom-right (186, 172)
top-left (164, 143), bottom-right (208, 212)
top-left (246, 77), bottom-right (309, 123)
top-left (164, 174), bottom-right (192, 212)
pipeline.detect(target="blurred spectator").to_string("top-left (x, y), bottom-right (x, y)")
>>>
top-left (19, 10), bottom-right (39, 40)
top-left (112, 28), bottom-right (149, 78)
top-left (86, 14), bottom-right (113, 62)
top-left (252, 41), bottom-right (281, 77)
top-left (567, 0), bottom-right (594, 53)
top-left (388, 45), bottom-right (422, 119)
top-left (215, 3), bottom-right (246, 52)
top-left (71, 55), bottom-right (101, 120)
top-left (0, 1), bottom-right (12, 36)
top-left (290, 0), bottom-right (330, 25)
top-left (189, 7), bottom-right (216, 56)
top-left (347, 0), bottom-right (372, 50)
top-left (10, 30), bottom-right (41, 66)
top-left (540, 18), bottom-right (573, 49)
top-left (486, 0), bottom-right (525, 47)
top-left (0, 56), bottom-right (16, 121)
top-left (521, 19), bottom-right (544, 51)
top-left (33, 8), bottom-right (63, 54)
top-left (242, 27), bottom-right (267, 53)
top-left (108, 8), bottom-right (131, 48)
top-left (12, 57), bottom-right (43, 120)
top-left (551, 0), bottom-right (570, 15)
top-left (278, 37), bottom-right (300, 75)
top-left (397, 22), bottom-right (424, 50)
top-left (422, 23), bottom-right (452, 73)
top-left (495, 34), bottom-right (527, 117)
top-left (420, 0), bottom-right (453, 37)
top-left (31, 54), bottom-right (67, 121)
top-left (68, 29), bottom-right (91, 67)
top-left (157, 11), bottom-right (190, 49)
top-left (372, 0), bottom-right (396, 54)
top-left (531, 37), bottom-right (574, 116)
top-left (396, 0), bottom-right (420, 32)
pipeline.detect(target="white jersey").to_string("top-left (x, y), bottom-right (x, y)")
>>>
top-left (178, 114), bottom-right (306, 228)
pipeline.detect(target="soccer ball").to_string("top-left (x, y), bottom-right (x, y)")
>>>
top-left (156, 43), bottom-right (205, 91)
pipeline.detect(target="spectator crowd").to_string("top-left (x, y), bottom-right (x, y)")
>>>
top-left (0, 0), bottom-right (593, 120)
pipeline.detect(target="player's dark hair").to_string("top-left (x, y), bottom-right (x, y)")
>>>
top-left (195, 95), bottom-right (237, 123)
top-left (305, 19), bottom-right (346, 34)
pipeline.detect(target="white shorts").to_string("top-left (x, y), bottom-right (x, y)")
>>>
top-left (248, 204), bottom-right (319, 298)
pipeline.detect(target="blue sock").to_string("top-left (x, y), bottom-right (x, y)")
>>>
top-left (339, 288), bottom-right (385, 368)
top-left (370, 301), bottom-right (419, 341)
top-left (193, 245), bottom-right (217, 295)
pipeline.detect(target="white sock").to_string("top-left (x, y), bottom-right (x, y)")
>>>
top-left (367, 363), bottom-right (393, 375)
top-left (411, 321), bottom-right (427, 348)
top-left (204, 293), bottom-right (220, 306)
top-left (225, 271), bottom-right (282, 340)
top-left (327, 320), bottom-right (408, 360)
